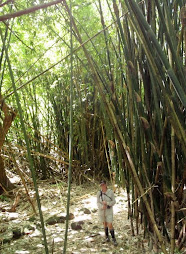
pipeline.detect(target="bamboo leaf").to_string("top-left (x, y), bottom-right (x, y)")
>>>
top-left (140, 117), bottom-right (150, 130)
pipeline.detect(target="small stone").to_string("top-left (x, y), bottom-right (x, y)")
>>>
top-left (71, 221), bottom-right (84, 230)
top-left (78, 221), bottom-right (84, 225)
top-left (71, 222), bottom-right (82, 230)
top-left (46, 216), bottom-right (58, 225)
top-left (68, 213), bottom-right (75, 220)
top-left (46, 215), bottom-right (66, 225)
top-left (83, 208), bottom-right (91, 214)
top-left (58, 216), bottom-right (66, 223)
top-left (12, 227), bottom-right (22, 239)
top-left (101, 248), bottom-right (107, 252)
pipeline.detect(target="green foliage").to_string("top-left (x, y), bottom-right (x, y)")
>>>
top-left (0, 195), bottom-right (10, 201)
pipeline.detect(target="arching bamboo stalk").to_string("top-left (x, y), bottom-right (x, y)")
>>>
top-left (0, 0), bottom-right (63, 22)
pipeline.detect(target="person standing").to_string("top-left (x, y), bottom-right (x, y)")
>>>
top-left (97, 180), bottom-right (117, 245)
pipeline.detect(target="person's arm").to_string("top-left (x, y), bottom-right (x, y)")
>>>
top-left (106, 190), bottom-right (116, 207)
top-left (97, 191), bottom-right (104, 209)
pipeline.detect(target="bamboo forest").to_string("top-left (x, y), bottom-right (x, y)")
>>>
top-left (0, 0), bottom-right (185, 253)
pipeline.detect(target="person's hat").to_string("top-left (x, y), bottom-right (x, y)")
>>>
top-left (100, 180), bottom-right (106, 186)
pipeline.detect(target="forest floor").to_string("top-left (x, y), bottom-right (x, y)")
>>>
top-left (0, 179), bottom-right (176, 254)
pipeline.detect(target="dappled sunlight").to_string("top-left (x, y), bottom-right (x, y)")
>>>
top-left (30, 228), bottom-right (41, 237)
top-left (74, 213), bottom-right (92, 221)
top-left (53, 237), bottom-right (63, 243)
top-left (15, 251), bottom-right (30, 254)
top-left (36, 243), bottom-right (43, 248)
top-left (2, 212), bottom-right (19, 219)
top-left (81, 196), bottom-right (97, 209)
top-left (41, 206), bottom-right (48, 212)
top-left (114, 194), bottom-right (128, 214)
top-left (0, 182), bottom-right (151, 253)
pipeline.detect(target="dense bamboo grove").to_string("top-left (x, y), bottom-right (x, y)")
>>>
top-left (0, 0), bottom-right (185, 253)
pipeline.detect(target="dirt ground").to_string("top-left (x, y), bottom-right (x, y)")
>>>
top-left (0, 180), bottom-right (173, 254)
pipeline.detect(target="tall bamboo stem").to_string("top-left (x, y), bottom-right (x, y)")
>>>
top-left (171, 127), bottom-right (176, 254)
top-left (63, 0), bottom-right (73, 252)
top-left (126, 0), bottom-right (186, 107)
top-left (4, 34), bottom-right (49, 254)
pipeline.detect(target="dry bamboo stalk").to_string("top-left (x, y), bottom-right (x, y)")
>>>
top-left (3, 122), bottom-right (70, 161)
top-left (170, 127), bottom-right (176, 254)
top-left (3, 142), bottom-right (78, 167)
top-left (132, 185), bottom-right (158, 205)
top-left (0, 182), bottom-right (9, 194)
top-left (8, 144), bottom-right (37, 214)
top-left (178, 223), bottom-right (186, 250)
top-left (0, 0), bottom-right (63, 21)
top-left (127, 188), bottom-right (135, 236)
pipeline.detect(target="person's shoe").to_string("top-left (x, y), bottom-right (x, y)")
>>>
top-left (106, 237), bottom-right (110, 242)
top-left (112, 238), bottom-right (117, 246)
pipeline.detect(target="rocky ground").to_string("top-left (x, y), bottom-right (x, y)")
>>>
top-left (0, 180), bottom-right (178, 254)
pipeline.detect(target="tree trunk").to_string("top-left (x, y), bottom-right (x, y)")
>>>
top-left (0, 94), bottom-right (17, 194)
top-left (0, 154), bottom-right (14, 194)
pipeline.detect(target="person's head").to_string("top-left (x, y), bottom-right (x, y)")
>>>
top-left (100, 180), bottom-right (107, 191)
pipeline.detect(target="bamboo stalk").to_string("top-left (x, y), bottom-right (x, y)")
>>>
top-left (170, 127), bottom-right (176, 254)
top-left (126, 0), bottom-right (186, 107)
top-left (126, 5), bottom-right (186, 155)
top-left (154, 0), bottom-right (185, 86)
top-left (101, 123), bottom-right (113, 187)
top-left (7, 144), bottom-right (37, 214)
top-left (0, 0), bottom-right (63, 21)
top-left (4, 34), bottom-right (49, 254)
top-left (134, 186), bottom-right (139, 235)
top-left (63, 0), bottom-right (73, 252)
top-left (123, 166), bottom-right (135, 236)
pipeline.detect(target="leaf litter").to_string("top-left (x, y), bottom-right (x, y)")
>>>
top-left (0, 180), bottom-right (156, 254)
